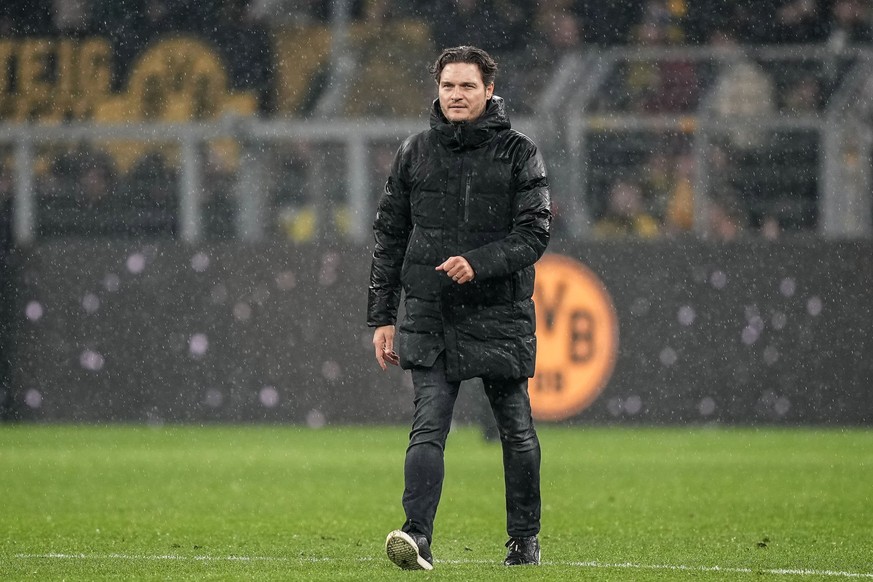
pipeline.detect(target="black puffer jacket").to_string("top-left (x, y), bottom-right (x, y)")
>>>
top-left (368, 96), bottom-right (551, 381)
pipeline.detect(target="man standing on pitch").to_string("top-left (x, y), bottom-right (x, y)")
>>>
top-left (368, 46), bottom-right (551, 569)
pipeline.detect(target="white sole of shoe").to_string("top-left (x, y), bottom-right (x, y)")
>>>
top-left (385, 530), bottom-right (433, 571)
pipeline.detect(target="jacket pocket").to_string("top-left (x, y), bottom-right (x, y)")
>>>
top-left (464, 191), bottom-right (511, 232)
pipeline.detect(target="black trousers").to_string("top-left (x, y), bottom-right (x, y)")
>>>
top-left (400, 353), bottom-right (541, 544)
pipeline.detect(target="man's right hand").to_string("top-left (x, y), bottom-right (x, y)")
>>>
top-left (373, 325), bottom-right (399, 371)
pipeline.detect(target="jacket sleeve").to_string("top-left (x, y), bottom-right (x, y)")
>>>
top-left (367, 140), bottom-right (413, 327)
top-left (462, 142), bottom-right (551, 279)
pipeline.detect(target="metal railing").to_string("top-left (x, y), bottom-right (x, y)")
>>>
top-left (552, 44), bottom-right (872, 239)
top-left (0, 116), bottom-right (540, 246)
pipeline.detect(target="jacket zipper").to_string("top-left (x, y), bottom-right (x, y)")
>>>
top-left (463, 174), bottom-right (472, 223)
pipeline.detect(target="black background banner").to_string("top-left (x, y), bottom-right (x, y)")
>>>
top-left (6, 240), bottom-right (872, 425)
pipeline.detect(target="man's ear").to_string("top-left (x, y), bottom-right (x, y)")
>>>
top-left (486, 83), bottom-right (494, 100)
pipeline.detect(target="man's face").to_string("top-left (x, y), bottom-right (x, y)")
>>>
top-left (438, 62), bottom-right (494, 123)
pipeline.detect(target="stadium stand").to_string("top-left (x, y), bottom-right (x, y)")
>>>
top-left (0, 0), bottom-right (870, 243)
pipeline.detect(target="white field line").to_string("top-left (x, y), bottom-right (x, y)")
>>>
top-left (13, 554), bottom-right (873, 578)
top-left (559, 561), bottom-right (873, 579)
top-left (14, 553), bottom-right (290, 562)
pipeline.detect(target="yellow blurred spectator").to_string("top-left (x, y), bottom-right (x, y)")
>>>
top-left (595, 178), bottom-right (660, 238)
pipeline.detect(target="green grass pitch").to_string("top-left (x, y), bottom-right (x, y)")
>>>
top-left (1, 424), bottom-right (871, 580)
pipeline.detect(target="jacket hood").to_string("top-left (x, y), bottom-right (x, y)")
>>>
top-left (430, 95), bottom-right (511, 150)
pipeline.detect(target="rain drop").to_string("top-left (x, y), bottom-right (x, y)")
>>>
top-left (747, 315), bottom-right (764, 333)
top-left (204, 389), bottom-right (224, 408)
top-left (191, 252), bottom-right (210, 273)
top-left (189, 333), bottom-right (209, 357)
top-left (259, 386), bottom-right (279, 408)
top-left (82, 293), bottom-right (100, 314)
top-left (306, 409), bottom-right (326, 429)
top-left (771, 311), bottom-right (787, 330)
top-left (624, 395), bottom-right (643, 415)
top-left (774, 397), bottom-right (791, 417)
top-left (80, 350), bottom-right (105, 371)
top-left (25, 301), bottom-right (44, 322)
top-left (321, 360), bottom-right (341, 381)
top-left (698, 397), bottom-right (716, 416)
top-left (233, 302), bottom-right (252, 322)
top-left (710, 270), bottom-right (727, 289)
top-left (677, 305), bottom-right (696, 326)
top-left (319, 252), bottom-right (340, 286)
top-left (25, 389), bottom-right (43, 409)
top-left (659, 347), bottom-right (677, 366)
top-left (276, 271), bottom-right (297, 290)
top-left (127, 253), bottom-right (146, 274)
top-left (103, 274), bottom-right (120, 292)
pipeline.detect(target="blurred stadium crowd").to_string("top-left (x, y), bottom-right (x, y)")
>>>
top-left (3, 1), bottom-right (870, 53)
top-left (0, 0), bottom-right (871, 245)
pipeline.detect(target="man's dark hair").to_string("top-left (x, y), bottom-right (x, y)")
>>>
top-left (430, 46), bottom-right (498, 87)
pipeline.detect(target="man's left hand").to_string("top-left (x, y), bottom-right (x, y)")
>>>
top-left (436, 256), bottom-right (475, 284)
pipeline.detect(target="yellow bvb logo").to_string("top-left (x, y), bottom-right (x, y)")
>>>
top-left (530, 254), bottom-right (619, 421)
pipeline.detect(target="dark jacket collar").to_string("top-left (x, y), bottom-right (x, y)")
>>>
top-left (430, 95), bottom-right (511, 151)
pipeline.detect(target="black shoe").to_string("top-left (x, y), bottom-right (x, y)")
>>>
top-left (504, 535), bottom-right (540, 566)
top-left (385, 529), bottom-right (434, 570)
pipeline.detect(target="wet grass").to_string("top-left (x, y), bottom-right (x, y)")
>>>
top-left (1, 424), bottom-right (871, 580)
